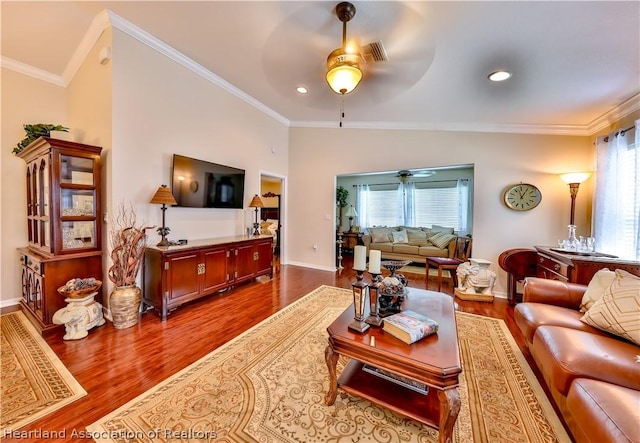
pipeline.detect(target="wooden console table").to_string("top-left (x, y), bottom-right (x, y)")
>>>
top-left (340, 231), bottom-right (363, 252)
top-left (143, 236), bottom-right (273, 320)
top-left (534, 246), bottom-right (640, 284)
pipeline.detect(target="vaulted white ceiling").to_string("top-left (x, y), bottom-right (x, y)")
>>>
top-left (2, 1), bottom-right (639, 134)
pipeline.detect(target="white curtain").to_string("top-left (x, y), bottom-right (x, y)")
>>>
top-left (593, 120), bottom-right (640, 260)
top-left (395, 182), bottom-right (416, 226)
top-left (457, 179), bottom-right (470, 235)
top-left (355, 184), bottom-right (370, 229)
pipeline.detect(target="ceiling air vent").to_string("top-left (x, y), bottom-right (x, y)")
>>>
top-left (363, 41), bottom-right (388, 63)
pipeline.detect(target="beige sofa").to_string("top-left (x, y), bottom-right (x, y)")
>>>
top-left (362, 226), bottom-right (458, 263)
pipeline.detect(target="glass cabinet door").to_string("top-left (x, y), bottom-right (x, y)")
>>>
top-left (58, 153), bottom-right (99, 253)
top-left (60, 155), bottom-right (94, 185)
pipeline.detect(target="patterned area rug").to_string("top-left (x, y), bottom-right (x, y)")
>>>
top-left (88, 285), bottom-right (569, 442)
top-left (1, 311), bottom-right (86, 432)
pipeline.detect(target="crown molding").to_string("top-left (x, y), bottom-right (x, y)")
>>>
top-left (107, 11), bottom-right (290, 127)
top-left (587, 93), bottom-right (640, 135)
top-left (291, 120), bottom-right (591, 136)
top-left (61, 9), bottom-right (112, 86)
top-left (2, 8), bottom-right (635, 136)
top-left (0, 56), bottom-right (65, 86)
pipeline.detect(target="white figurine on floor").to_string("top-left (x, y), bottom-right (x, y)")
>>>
top-left (52, 292), bottom-right (105, 340)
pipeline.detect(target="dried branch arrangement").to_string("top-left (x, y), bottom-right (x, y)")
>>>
top-left (108, 203), bottom-right (153, 287)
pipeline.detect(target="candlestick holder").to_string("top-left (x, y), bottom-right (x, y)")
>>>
top-left (349, 270), bottom-right (370, 333)
top-left (365, 272), bottom-right (383, 327)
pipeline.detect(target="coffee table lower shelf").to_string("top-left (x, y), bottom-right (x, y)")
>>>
top-left (338, 360), bottom-right (440, 429)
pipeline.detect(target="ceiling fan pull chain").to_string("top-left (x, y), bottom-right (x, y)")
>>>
top-left (339, 99), bottom-right (345, 127)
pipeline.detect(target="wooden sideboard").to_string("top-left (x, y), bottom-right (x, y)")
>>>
top-left (143, 236), bottom-right (273, 320)
top-left (534, 246), bottom-right (640, 285)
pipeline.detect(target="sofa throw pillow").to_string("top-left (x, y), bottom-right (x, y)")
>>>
top-left (429, 231), bottom-right (457, 249)
top-left (407, 229), bottom-right (429, 246)
top-left (579, 268), bottom-right (616, 312)
top-left (580, 269), bottom-right (640, 346)
top-left (369, 227), bottom-right (391, 243)
top-left (391, 229), bottom-right (409, 244)
top-left (431, 225), bottom-right (455, 235)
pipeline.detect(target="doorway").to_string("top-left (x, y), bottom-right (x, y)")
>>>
top-left (260, 173), bottom-right (284, 263)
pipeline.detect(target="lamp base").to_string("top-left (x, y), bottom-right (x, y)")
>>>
top-left (157, 238), bottom-right (170, 247)
top-left (348, 320), bottom-right (370, 333)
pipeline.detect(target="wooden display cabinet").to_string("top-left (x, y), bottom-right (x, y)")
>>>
top-left (143, 236), bottom-right (273, 320)
top-left (17, 137), bottom-right (103, 335)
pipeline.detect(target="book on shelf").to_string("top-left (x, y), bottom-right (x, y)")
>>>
top-left (362, 364), bottom-right (429, 395)
top-left (382, 310), bottom-right (438, 344)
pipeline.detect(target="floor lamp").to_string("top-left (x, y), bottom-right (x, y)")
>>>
top-left (560, 172), bottom-right (591, 225)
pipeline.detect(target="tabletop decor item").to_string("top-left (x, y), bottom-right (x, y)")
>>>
top-left (349, 245), bottom-right (369, 332)
top-left (377, 260), bottom-right (410, 316)
top-left (57, 277), bottom-right (102, 298)
top-left (382, 309), bottom-right (439, 344)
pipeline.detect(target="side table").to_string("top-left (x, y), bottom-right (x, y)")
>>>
top-left (341, 231), bottom-right (363, 253)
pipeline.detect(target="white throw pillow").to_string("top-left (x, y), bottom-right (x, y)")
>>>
top-left (580, 269), bottom-right (640, 345)
top-left (391, 229), bottom-right (409, 244)
top-left (580, 268), bottom-right (616, 312)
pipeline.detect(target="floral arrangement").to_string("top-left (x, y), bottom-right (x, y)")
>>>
top-left (107, 204), bottom-right (153, 287)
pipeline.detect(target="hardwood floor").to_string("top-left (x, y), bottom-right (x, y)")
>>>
top-left (6, 256), bottom-right (553, 442)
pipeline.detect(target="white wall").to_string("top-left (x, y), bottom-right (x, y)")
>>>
top-left (0, 69), bottom-right (68, 306)
top-left (288, 127), bottom-right (594, 294)
top-left (109, 28), bottom-right (289, 284)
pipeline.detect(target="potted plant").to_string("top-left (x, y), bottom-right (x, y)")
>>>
top-left (13, 124), bottom-right (69, 154)
top-left (336, 186), bottom-right (349, 231)
top-left (107, 203), bottom-right (152, 329)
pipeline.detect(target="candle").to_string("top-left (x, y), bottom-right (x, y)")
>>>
top-left (369, 250), bottom-right (381, 274)
top-left (353, 245), bottom-right (367, 271)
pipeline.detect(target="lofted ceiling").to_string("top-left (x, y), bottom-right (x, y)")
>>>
top-left (2, 1), bottom-right (639, 134)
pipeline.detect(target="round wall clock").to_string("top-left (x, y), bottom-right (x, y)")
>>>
top-left (503, 183), bottom-right (542, 211)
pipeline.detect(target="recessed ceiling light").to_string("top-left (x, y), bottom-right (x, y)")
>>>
top-left (488, 70), bottom-right (512, 82)
top-left (296, 86), bottom-right (308, 94)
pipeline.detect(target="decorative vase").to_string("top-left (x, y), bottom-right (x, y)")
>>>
top-left (109, 285), bottom-right (142, 329)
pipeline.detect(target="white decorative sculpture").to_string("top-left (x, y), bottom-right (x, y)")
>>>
top-left (52, 292), bottom-right (105, 340)
top-left (455, 259), bottom-right (497, 302)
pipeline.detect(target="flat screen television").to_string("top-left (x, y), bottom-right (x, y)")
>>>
top-left (171, 154), bottom-right (245, 209)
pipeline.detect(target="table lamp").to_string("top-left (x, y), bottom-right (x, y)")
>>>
top-left (344, 205), bottom-right (358, 232)
top-left (249, 194), bottom-right (264, 236)
top-left (150, 185), bottom-right (178, 246)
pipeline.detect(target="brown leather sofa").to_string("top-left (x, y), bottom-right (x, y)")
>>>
top-left (514, 278), bottom-right (640, 443)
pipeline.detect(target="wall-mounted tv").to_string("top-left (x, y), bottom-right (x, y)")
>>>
top-left (171, 154), bottom-right (245, 209)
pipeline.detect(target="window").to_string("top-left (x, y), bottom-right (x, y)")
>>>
top-left (415, 186), bottom-right (460, 229)
top-left (358, 179), bottom-right (471, 233)
top-left (594, 121), bottom-right (639, 260)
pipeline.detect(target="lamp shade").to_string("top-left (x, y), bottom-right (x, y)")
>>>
top-left (326, 50), bottom-right (363, 95)
top-left (150, 185), bottom-right (177, 205)
top-left (345, 205), bottom-right (358, 217)
top-left (249, 194), bottom-right (264, 208)
top-left (560, 172), bottom-right (591, 184)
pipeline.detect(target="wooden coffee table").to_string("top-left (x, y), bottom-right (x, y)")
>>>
top-left (325, 288), bottom-right (462, 443)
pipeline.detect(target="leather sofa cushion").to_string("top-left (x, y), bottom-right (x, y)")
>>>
top-left (515, 302), bottom-right (608, 345)
top-left (532, 326), bottom-right (640, 395)
top-left (392, 244), bottom-right (419, 255)
top-left (567, 378), bottom-right (640, 443)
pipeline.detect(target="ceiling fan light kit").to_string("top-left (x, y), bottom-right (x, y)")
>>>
top-left (326, 2), bottom-right (363, 95)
